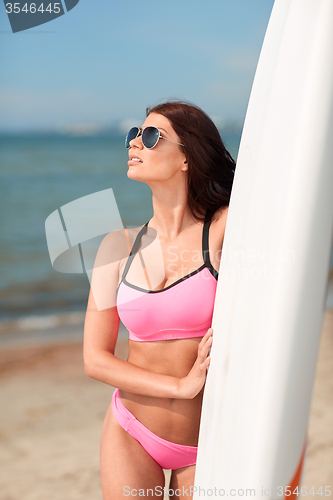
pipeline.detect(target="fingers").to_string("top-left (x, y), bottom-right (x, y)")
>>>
top-left (199, 355), bottom-right (211, 371)
top-left (198, 334), bottom-right (213, 365)
top-left (199, 327), bottom-right (213, 348)
top-left (199, 329), bottom-right (213, 352)
top-left (205, 327), bottom-right (213, 339)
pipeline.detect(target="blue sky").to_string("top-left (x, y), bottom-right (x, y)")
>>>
top-left (0, 0), bottom-right (274, 131)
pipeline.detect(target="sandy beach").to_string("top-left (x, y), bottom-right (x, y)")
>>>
top-left (0, 312), bottom-right (332, 499)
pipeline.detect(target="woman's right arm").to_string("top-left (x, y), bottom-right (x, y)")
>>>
top-left (83, 229), bottom-right (182, 398)
top-left (83, 230), bottom-right (212, 399)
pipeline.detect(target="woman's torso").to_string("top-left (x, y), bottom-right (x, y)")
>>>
top-left (115, 209), bottom-right (226, 446)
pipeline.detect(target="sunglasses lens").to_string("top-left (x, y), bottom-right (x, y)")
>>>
top-left (125, 127), bottom-right (139, 149)
top-left (142, 127), bottom-right (159, 149)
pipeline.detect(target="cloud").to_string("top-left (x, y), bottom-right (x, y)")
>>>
top-left (218, 48), bottom-right (260, 75)
top-left (0, 88), bottom-right (89, 122)
top-left (0, 87), bottom-right (117, 130)
top-left (55, 121), bottom-right (102, 136)
top-left (203, 78), bottom-right (253, 121)
top-left (118, 118), bottom-right (142, 135)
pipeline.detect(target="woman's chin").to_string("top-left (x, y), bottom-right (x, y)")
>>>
top-left (127, 169), bottom-right (146, 182)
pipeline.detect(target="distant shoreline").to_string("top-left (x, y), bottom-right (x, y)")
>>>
top-left (0, 311), bottom-right (128, 348)
top-left (0, 273), bottom-right (333, 347)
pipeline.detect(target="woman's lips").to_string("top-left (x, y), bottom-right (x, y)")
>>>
top-left (128, 158), bottom-right (143, 165)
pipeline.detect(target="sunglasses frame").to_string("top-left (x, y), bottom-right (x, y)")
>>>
top-left (125, 126), bottom-right (185, 150)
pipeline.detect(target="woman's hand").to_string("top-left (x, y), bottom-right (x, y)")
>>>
top-left (178, 328), bottom-right (213, 399)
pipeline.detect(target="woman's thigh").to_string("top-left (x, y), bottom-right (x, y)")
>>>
top-left (169, 465), bottom-right (196, 499)
top-left (100, 400), bottom-right (165, 499)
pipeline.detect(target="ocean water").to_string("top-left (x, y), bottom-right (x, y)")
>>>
top-left (0, 132), bottom-right (242, 323)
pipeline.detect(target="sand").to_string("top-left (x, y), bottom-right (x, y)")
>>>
top-left (0, 312), bottom-right (332, 499)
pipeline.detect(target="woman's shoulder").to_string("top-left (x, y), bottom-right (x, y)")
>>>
top-left (209, 205), bottom-right (229, 244)
top-left (211, 205), bottom-right (229, 226)
top-left (102, 224), bottom-right (146, 244)
top-left (206, 206), bottom-right (229, 272)
top-left (101, 224), bottom-right (144, 256)
top-left (93, 224), bottom-right (147, 270)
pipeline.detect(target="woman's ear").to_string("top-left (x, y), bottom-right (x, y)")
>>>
top-left (181, 159), bottom-right (188, 172)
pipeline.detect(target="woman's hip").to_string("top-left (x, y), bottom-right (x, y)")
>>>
top-left (112, 388), bottom-right (198, 470)
top-left (117, 388), bottom-right (203, 445)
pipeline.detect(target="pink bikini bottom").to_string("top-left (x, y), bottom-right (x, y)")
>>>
top-left (112, 388), bottom-right (197, 470)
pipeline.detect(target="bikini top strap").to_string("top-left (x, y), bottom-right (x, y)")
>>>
top-left (121, 222), bottom-right (149, 282)
top-left (202, 212), bottom-right (219, 279)
top-left (122, 213), bottom-right (218, 284)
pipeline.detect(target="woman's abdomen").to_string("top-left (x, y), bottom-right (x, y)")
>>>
top-left (118, 337), bottom-right (203, 446)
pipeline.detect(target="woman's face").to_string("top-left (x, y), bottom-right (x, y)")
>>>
top-left (126, 112), bottom-right (188, 184)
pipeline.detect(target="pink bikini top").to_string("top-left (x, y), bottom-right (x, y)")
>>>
top-left (116, 217), bottom-right (218, 342)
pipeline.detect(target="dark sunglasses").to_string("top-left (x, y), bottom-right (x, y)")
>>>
top-left (125, 126), bottom-right (184, 150)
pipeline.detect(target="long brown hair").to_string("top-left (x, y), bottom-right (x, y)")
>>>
top-left (146, 100), bottom-right (236, 222)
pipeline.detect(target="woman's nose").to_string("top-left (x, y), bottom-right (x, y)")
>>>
top-left (130, 134), bottom-right (143, 149)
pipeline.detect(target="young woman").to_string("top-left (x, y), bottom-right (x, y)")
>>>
top-left (83, 101), bottom-right (235, 499)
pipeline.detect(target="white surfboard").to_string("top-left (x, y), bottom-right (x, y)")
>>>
top-left (194, 0), bottom-right (333, 498)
